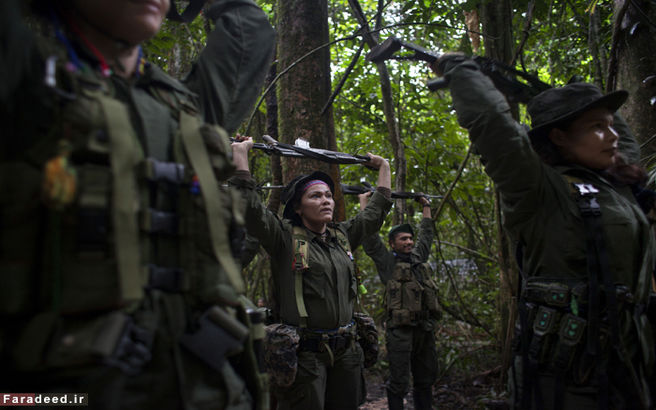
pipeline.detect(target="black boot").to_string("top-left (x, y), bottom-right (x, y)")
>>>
top-left (412, 389), bottom-right (433, 410)
top-left (386, 388), bottom-right (405, 410)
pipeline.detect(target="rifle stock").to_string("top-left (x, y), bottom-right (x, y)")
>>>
top-left (367, 37), bottom-right (550, 104)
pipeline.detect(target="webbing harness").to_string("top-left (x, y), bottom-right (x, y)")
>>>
top-left (516, 176), bottom-right (638, 410)
top-left (291, 225), bottom-right (353, 329)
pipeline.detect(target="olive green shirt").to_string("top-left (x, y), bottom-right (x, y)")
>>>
top-left (230, 173), bottom-right (393, 329)
top-left (443, 61), bottom-right (656, 367)
top-left (361, 218), bottom-right (434, 285)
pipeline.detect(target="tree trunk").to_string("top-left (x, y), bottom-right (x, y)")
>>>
top-left (480, 0), bottom-right (518, 385)
top-left (611, 0), bottom-right (656, 161)
top-left (276, 0), bottom-right (344, 220)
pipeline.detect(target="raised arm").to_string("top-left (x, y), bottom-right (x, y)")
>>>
top-left (343, 156), bottom-right (393, 248)
top-left (411, 218), bottom-right (434, 263)
top-left (433, 57), bottom-right (549, 219)
top-left (358, 193), bottom-right (394, 283)
top-left (183, 0), bottom-right (275, 134)
top-left (230, 137), bottom-right (289, 256)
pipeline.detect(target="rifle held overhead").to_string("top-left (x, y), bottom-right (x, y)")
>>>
top-left (366, 37), bottom-right (550, 104)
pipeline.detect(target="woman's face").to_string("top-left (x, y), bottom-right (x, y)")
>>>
top-left (550, 107), bottom-right (619, 170)
top-left (73, 0), bottom-right (170, 45)
top-left (296, 183), bottom-right (335, 229)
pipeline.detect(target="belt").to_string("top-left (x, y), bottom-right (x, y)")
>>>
top-left (299, 333), bottom-right (353, 352)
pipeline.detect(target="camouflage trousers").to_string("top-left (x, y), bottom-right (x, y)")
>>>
top-left (385, 323), bottom-right (438, 397)
top-left (274, 340), bottom-right (364, 410)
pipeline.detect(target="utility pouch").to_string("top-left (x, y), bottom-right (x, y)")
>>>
top-left (179, 306), bottom-right (248, 373)
top-left (390, 309), bottom-right (412, 327)
top-left (402, 281), bottom-right (423, 313)
top-left (353, 312), bottom-right (379, 368)
top-left (386, 280), bottom-right (403, 311)
top-left (263, 324), bottom-right (300, 388)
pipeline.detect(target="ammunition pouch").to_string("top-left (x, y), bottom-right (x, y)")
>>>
top-left (519, 279), bottom-right (631, 384)
top-left (386, 262), bottom-right (441, 327)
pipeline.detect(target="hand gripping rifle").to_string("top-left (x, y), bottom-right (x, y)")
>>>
top-left (366, 37), bottom-right (550, 104)
top-left (232, 135), bottom-right (374, 168)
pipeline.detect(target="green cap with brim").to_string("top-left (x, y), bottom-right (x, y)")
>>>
top-left (527, 82), bottom-right (628, 139)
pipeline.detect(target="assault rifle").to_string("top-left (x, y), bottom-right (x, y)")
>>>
top-left (366, 37), bottom-right (551, 104)
top-left (340, 182), bottom-right (442, 201)
top-left (255, 182), bottom-right (442, 199)
top-left (254, 182), bottom-right (441, 201)
top-left (231, 135), bottom-right (373, 167)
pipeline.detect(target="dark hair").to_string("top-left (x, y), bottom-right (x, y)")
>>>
top-left (529, 117), bottom-right (577, 166)
top-left (607, 155), bottom-right (647, 186)
top-left (530, 118), bottom-right (647, 186)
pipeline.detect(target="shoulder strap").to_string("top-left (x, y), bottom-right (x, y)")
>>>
top-left (179, 111), bottom-right (245, 293)
top-left (292, 226), bottom-right (309, 327)
top-left (97, 94), bottom-right (145, 303)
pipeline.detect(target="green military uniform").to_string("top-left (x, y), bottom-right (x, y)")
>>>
top-left (230, 171), bottom-right (393, 410)
top-left (361, 218), bottom-right (439, 409)
top-left (0, 1), bottom-right (274, 409)
top-left (441, 59), bottom-right (655, 409)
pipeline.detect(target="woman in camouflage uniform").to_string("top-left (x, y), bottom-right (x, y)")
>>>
top-left (432, 56), bottom-right (656, 409)
top-left (230, 136), bottom-right (393, 410)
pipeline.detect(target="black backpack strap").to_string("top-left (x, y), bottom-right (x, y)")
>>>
top-left (568, 180), bottom-right (618, 410)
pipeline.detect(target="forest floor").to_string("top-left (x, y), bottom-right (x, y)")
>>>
top-left (359, 367), bottom-right (510, 410)
top-left (358, 320), bottom-right (510, 410)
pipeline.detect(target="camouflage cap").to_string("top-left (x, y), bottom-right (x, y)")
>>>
top-left (388, 223), bottom-right (414, 242)
top-left (527, 83), bottom-right (628, 138)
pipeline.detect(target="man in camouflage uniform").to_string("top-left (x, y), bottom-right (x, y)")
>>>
top-left (359, 195), bottom-right (440, 410)
top-left (0, 1), bottom-right (274, 408)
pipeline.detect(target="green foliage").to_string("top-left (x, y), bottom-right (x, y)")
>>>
top-left (146, 0), bottom-right (624, 390)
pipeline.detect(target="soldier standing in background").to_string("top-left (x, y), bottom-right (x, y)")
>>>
top-left (358, 194), bottom-right (440, 410)
top-left (0, 0), bottom-right (274, 408)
